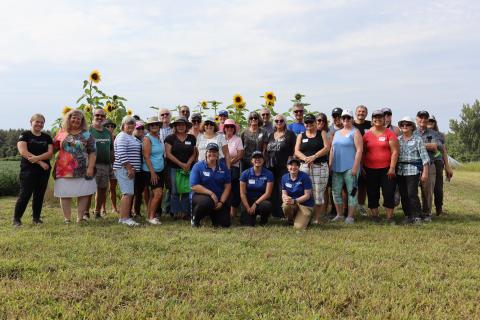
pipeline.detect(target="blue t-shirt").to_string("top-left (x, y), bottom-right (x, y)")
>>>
top-left (240, 167), bottom-right (274, 200)
top-left (190, 160), bottom-right (231, 198)
top-left (142, 133), bottom-right (165, 172)
top-left (287, 122), bottom-right (306, 135)
top-left (281, 171), bottom-right (314, 207)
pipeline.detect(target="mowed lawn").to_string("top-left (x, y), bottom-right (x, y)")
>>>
top-left (0, 170), bottom-right (479, 319)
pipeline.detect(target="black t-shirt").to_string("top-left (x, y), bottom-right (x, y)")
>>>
top-left (266, 130), bottom-right (296, 168)
top-left (18, 131), bottom-right (53, 173)
top-left (164, 133), bottom-right (197, 169)
top-left (354, 120), bottom-right (371, 136)
top-left (299, 131), bottom-right (328, 164)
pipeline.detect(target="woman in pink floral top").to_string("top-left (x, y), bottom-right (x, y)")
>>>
top-left (53, 110), bottom-right (97, 223)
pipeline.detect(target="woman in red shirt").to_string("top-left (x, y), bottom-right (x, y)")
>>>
top-left (363, 110), bottom-right (399, 223)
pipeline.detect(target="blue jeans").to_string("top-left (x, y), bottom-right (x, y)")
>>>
top-left (168, 167), bottom-right (191, 216)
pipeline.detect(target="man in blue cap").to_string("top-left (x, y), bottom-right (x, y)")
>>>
top-left (218, 110), bottom-right (228, 132)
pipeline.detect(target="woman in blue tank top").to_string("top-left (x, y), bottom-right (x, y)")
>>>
top-left (329, 110), bottom-right (363, 224)
top-left (142, 117), bottom-right (166, 225)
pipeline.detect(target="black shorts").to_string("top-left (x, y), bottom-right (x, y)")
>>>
top-left (143, 171), bottom-right (166, 190)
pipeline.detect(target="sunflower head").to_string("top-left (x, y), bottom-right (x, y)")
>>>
top-left (215, 115), bottom-right (220, 123)
top-left (294, 93), bottom-right (303, 101)
top-left (89, 70), bottom-right (101, 84)
top-left (84, 105), bottom-right (92, 113)
top-left (233, 94), bottom-right (244, 106)
top-left (62, 106), bottom-right (72, 116)
top-left (265, 91), bottom-right (276, 102)
top-left (201, 101), bottom-right (208, 108)
top-left (127, 109), bottom-right (133, 116)
top-left (104, 102), bottom-right (114, 113)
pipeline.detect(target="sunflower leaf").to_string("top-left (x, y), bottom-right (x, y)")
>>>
top-left (76, 94), bottom-right (87, 104)
top-left (83, 80), bottom-right (88, 89)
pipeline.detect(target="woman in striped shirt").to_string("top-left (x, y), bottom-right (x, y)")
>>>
top-left (113, 116), bottom-right (142, 226)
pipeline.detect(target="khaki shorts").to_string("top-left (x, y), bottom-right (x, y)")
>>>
top-left (282, 203), bottom-right (313, 230)
top-left (95, 163), bottom-right (111, 189)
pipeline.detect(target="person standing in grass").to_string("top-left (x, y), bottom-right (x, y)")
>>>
top-left (113, 116), bottom-right (142, 226)
top-left (287, 103), bottom-right (306, 135)
top-left (281, 158), bottom-right (314, 230)
top-left (189, 113), bottom-right (202, 138)
top-left (240, 151), bottom-right (273, 226)
top-left (196, 117), bottom-right (231, 166)
top-left (142, 117), bottom-right (165, 225)
top-left (165, 117), bottom-right (197, 220)
top-left (103, 119), bottom-right (119, 214)
top-left (190, 143), bottom-right (231, 228)
top-left (353, 105), bottom-right (371, 216)
top-left (13, 114), bottom-right (53, 226)
top-left (294, 113), bottom-right (330, 224)
top-left (131, 121), bottom-right (149, 217)
top-left (53, 110), bottom-right (97, 224)
top-left (265, 114), bottom-right (296, 218)
top-left (362, 110), bottom-right (399, 223)
top-left (396, 116), bottom-right (430, 224)
top-left (241, 111), bottom-right (268, 171)
top-left (87, 108), bottom-right (113, 219)
top-left (329, 109), bottom-right (363, 224)
top-left (224, 119), bottom-right (244, 218)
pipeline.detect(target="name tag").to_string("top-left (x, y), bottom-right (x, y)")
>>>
top-left (184, 141), bottom-right (192, 145)
top-left (379, 137), bottom-right (386, 142)
top-left (407, 141), bottom-right (415, 146)
top-left (203, 171), bottom-right (210, 177)
top-left (302, 138), bottom-right (308, 143)
top-left (248, 179), bottom-right (256, 184)
top-left (258, 134), bottom-right (263, 139)
top-left (285, 183), bottom-right (292, 188)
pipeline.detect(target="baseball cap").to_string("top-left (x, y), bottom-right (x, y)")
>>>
top-left (331, 107), bottom-right (343, 117)
top-left (218, 110), bottom-right (228, 117)
top-left (206, 143), bottom-right (219, 151)
top-left (417, 110), bottom-right (429, 118)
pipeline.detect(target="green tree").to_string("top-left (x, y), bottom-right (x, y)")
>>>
top-left (448, 100), bottom-right (480, 161)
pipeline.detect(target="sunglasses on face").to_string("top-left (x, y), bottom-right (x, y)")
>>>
top-left (317, 119), bottom-right (325, 123)
top-left (305, 121), bottom-right (314, 125)
top-left (225, 125), bottom-right (235, 129)
top-left (294, 110), bottom-right (304, 114)
top-left (160, 113), bottom-right (170, 117)
top-left (274, 119), bottom-right (284, 124)
top-left (205, 122), bottom-right (215, 126)
top-left (105, 125), bottom-right (115, 129)
top-left (261, 113), bottom-right (270, 117)
top-left (94, 114), bottom-right (106, 118)
top-left (400, 123), bottom-right (413, 128)
top-left (181, 110), bottom-right (189, 114)
top-left (192, 119), bottom-right (201, 124)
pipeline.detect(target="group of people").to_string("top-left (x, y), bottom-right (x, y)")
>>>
top-left (13, 103), bottom-right (453, 229)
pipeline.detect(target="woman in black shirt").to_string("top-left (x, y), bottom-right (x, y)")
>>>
top-left (294, 113), bottom-right (330, 224)
top-left (266, 114), bottom-right (296, 218)
top-left (14, 114), bottom-right (53, 226)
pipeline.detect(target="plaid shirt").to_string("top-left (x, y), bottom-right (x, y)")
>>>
top-left (159, 126), bottom-right (172, 143)
top-left (397, 134), bottom-right (430, 176)
top-left (416, 128), bottom-right (443, 161)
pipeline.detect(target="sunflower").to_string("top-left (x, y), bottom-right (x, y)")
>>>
top-left (294, 93), bottom-right (303, 101)
top-left (89, 70), bottom-right (101, 83)
top-left (62, 106), bottom-right (72, 115)
top-left (215, 115), bottom-right (220, 123)
top-left (84, 105), bottom-right (92, 113)
top-left (201, 101), bottom-right (208, 108)
top-left (127, 109), bottom-right (133, 116)
top-left (264, 91), bottom-right (276, 103)
top-left (104, 102), bottom-right (114, 113)
top-left (236, 102), bottom-right (246, 110)
top-left (233, 94), bottom-right (244, 107)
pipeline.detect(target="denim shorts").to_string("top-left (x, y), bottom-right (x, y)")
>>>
top-left (114, 167), bottom-right (135, 195)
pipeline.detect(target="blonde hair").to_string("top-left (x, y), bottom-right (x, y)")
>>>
top-left (62, 109), bottom-right (87, 132)
top-left (30, 113), bottom-right (45, 123)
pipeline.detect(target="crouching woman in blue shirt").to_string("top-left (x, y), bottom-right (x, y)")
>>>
top-left (239, 151), bottom-right (274, 226)
top-left (190, 143), bottom-right (231, 227)
top-left (281, 158), bottom-right (314, 230)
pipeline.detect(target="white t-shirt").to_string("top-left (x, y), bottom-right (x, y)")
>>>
top-left (196, 133), bottom-right (227, 161)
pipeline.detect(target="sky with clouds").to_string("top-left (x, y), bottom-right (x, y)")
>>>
top-left (1, 0), bottom-right (479, 131)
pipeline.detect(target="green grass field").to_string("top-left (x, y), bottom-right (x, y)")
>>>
top-left (0, 170), bottom-right (479, 319)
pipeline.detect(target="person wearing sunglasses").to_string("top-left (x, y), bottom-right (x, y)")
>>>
top-left (353, 105), bottom-right (371, 216)
top-left (260, 108), bottom-right (275, 136)
top-left (329, 109), bottom-right (363, 224)
top-left (396, 116), bottom-right (429, 224)
top-left (158, 108), bottom-right (173, 142)
top-left (103, 119), bottom-right (119, 214)
top-left (86, 109), bottom-right (114, 219)
top-left (196, 117), bottom-right (231, 166)
top-left (287, 103), bottom-right (306, 135)
top-left (223, 119), bottom-right (244, 218)
top-left (241, 111), bottom-right (268, 171)
top-left (179, 105), bottom-right (190, 120)
top-left (265, 114), bottom-right (296, 218)
top-left (217, 110), bottom-right (229, 132)
top-left (157, 108), bottom-right (173, 218)
top-left (189, 113), bottom-right (202, 138)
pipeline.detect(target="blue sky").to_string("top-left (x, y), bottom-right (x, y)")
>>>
top-left (1, 0), bottom-right (479, 131)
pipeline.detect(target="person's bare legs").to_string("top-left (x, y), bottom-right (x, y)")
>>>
top-left (60, 198), bottom-right (72, 222)
top-left (77, 195), bottom-right (90, 222)
top-left (95, 187), bottom-right (107, 216)
top-left (120, 195), bottom-right (134, 220)
top-left (148, 188), bottom-right (163, 220)
top-left (312, 205), bottom-right (322, 224)
top-left (109, 179), bottom-right (119, 213)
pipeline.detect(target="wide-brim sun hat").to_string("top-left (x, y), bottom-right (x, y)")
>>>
top-left (398, 116), bottom-right (416, 130)
top-left (169, 117), bottom-right (192, 129)
top-left (146, 116), bottom-right (162, 126)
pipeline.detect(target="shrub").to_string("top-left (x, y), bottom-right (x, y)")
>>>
top-left (0, 160), bottom-right (20, 196)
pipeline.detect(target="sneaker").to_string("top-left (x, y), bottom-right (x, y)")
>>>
top-left (311, 219), bottom-right (320, 225)
top-left (82, 215), bottom-right (89, 221)
top-left (119, 218), bottom-right (140, 226)
top-left (358, 205), bottom-right (368, 216)
top-left (95, 212), bottom-right (102, 219)
top-left (413, 217), bottom-right (423, 225)
top-left (423, 215), bottom-right (432, 223)
top-left (331, 215), bottom-right (345, 222)
top-left (147, 218), bottom-right (161, 225)
top-left (13, 219), bottom-right (22, 227)
top-left (32, 219), bottom-right (43, 225)
top-left (64, 218), bottom-right (71, 224)
top-left (84, 212), bottom-right (90, 219)
top-left (345, 217), bottom-right (355, 224)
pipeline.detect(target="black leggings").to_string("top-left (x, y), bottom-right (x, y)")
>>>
top-left (14, 170), bottom-right (50, 222)
top-left (433, 160), bottom-right (444, 209)
top-left (133, 171), bottom-right (146, 214)
top-left (365, 167), bottom-right (396, 209)
top-left (397, 174), bottom-right (423, 219)
top-left (191, 194), bottom-right (231, 228)
top-left (241, 198), bottom-right (272, 226)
